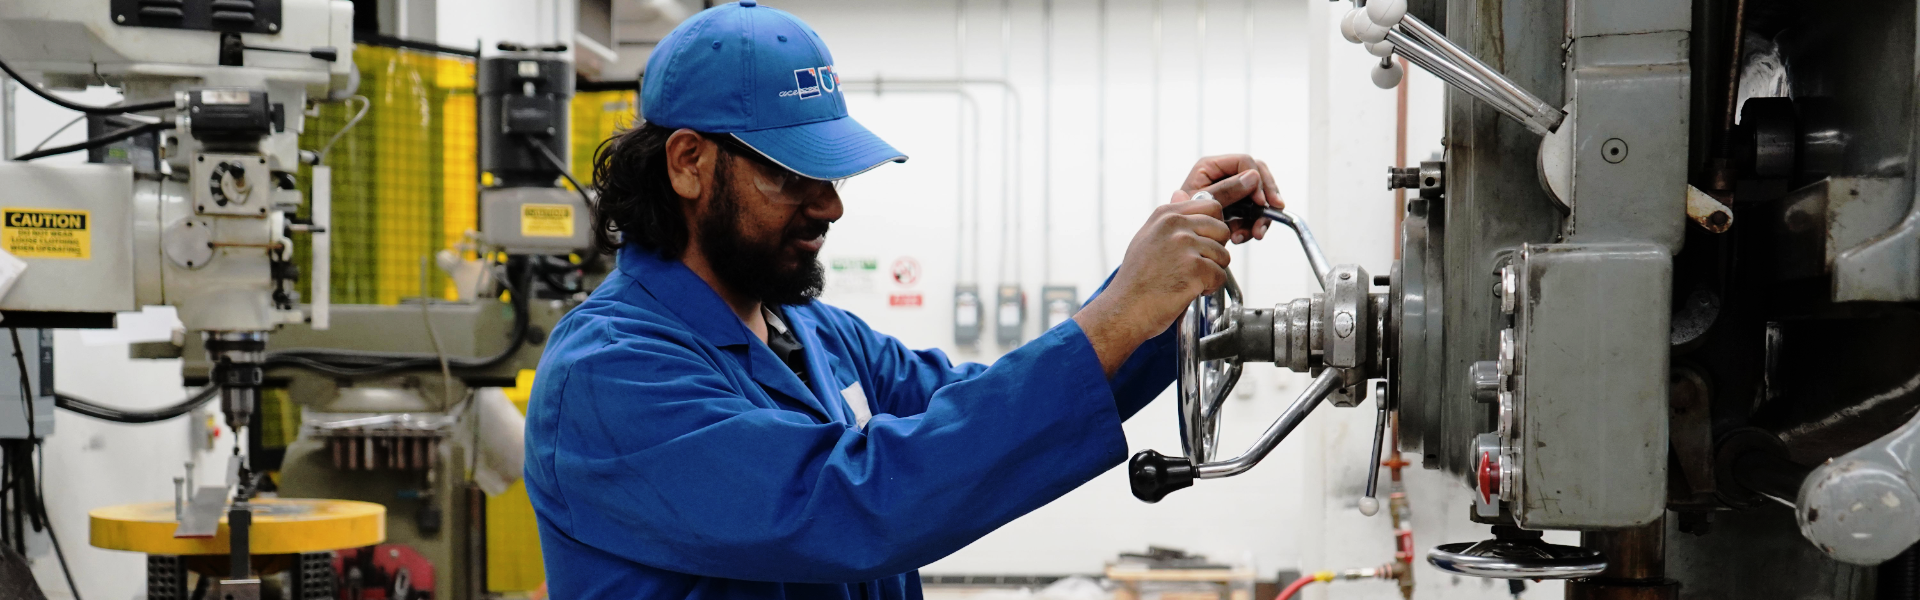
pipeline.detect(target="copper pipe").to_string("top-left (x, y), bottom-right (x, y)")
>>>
top-left (1389, 410), bottom-right (1403, 483)
top-left (1569, 516), bottom-right (1678, 599)
top-left (1394, 57), bottom-right (1408, 260)
top-left (1585, 517), bottom-right (1667, 581)
top-left (1723, 0), bottom-right (1749, 137)
top-left (1386, 411), bottom-right (1412, 598)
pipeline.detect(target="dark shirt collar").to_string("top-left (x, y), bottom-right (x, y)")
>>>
top-left (763, 306), bottom-right (811, 386)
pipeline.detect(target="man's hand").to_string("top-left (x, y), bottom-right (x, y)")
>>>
top-left (1180, 155), bottom-right (1283, 244)
top-left (1074, 170), bottom-right (1264, 377)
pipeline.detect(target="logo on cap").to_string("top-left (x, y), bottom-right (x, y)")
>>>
top-left (780, 65), bottom-right (838, 100)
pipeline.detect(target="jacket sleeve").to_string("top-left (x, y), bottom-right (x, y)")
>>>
top-left (534, 318), bottom-right (1130, 583)
top-left (834, 277), bottom-right (1179, 420)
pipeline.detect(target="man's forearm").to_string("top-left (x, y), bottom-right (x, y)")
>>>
top-left (1073, 294), bottom-right (1166, 378)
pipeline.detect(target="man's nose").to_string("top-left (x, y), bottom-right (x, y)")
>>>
top-left (807, 186), bottom-right (844, 223)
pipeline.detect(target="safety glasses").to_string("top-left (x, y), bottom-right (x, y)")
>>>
top-left (710, 135), bottom-right (846, 205)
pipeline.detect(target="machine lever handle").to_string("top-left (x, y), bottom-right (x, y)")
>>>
top-left (1360, 394), bottom-right (1389, 516)
top-left (1128, 449), bottom-right (1196, 503)
top-left (1223, 200), bottom-right (1331, 288)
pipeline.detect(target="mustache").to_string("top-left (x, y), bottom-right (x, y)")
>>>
top-left (787, 219), bottom-right (830, 241)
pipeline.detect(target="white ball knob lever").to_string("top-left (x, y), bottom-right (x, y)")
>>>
top-left (1340, 8), bottom-right (1364, 44)
top-left (1354, 13), bottom-right (1391, 44)
top-left (1365, 39), bottom-right (1395, 58)
top-left (1358, 496), bottom-right (1381, 517)
top-left (1366, 0), bottom-right (1408, 29)
top-left (1371, 58), bottom-right (1404, 89)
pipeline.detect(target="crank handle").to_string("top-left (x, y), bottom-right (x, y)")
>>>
top-left (1224, 201), bottom-right (1331, 289)
top-left (1128, 370), bottom-right (1345, 502)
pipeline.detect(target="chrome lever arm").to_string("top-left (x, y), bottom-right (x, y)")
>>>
top-left (1343, 0), bottom-right (1565, 137)
top-left (1226, 203), bottom-right (1330, 288)
top-left (1397, 16), bottom-right (1565, 134)
top-left (1194, 370), bottom-right (1344, 478)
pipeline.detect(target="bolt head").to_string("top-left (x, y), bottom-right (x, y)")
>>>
top-left (1334, 312), bottom-right (1356, 337)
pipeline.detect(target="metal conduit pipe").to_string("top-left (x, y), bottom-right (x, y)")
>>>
top-left (1240, 0), bottom-right (1256, 280)
top-left (1, 80), bottom-right (14, 160)
top-left (1150, 0), bottom-right (1162, 210)
top-left (1000, 0), bottom-right (1020, 288)
top-left (1096, 0), bottom-right (1110, 272)
top-left (846, 84), bottom-right (981, 290)
top-left (1042, 0), bottom-right (1053, 284)
top-left (842, 79), bottom-right (1014, 286)
top-left (1197, 0), bottom-right (1207, 155)
top-left (954, 0), bottom-right (976, 283)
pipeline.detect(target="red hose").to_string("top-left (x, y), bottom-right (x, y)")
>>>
top-left (1275, 575), bottom-right (1321, 600)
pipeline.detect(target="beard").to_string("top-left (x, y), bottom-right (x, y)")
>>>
top-left (694, 159), bottom-right (828, 306)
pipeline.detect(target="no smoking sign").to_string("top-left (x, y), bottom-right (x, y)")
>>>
top-left (891, 257), bottom-right (920, 286)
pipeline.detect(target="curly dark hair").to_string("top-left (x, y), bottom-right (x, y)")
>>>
top-left (590, 122), bottom-right (784, 257)
top-left (589, 121), bottom-right (685, 256)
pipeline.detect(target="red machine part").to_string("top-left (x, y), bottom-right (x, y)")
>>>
top-left (1477, 450), bottom-right (1499, 505)
top-left (333, 544), bottom-right (435, 600)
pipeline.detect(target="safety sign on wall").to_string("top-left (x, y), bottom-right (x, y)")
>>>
top-left (831, 257), bottom-right (878, 294)
top-left (888, 257), bottom-right (922, 308)
top-left (2, 208), bottom-right (91, 259)
top-left (891, 257), bottom-right (920, 286)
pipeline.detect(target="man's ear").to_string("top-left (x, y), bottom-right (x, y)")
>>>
top-left (665, 129), bottom-right (711, 205)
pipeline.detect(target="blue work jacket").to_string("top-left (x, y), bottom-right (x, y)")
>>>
top-left (524, 244), bottom-right (1177, 599)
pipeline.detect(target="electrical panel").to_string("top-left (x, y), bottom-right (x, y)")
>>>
top-left (0, 330), bottom-right (53, 440)
top-left (1041, 285), bottom-right (1078, 331)
top-left (953, 284), bottom-right (983, 346)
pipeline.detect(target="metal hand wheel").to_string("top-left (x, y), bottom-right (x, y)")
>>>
top-left (1427, 529), bottom-right (1606, 580)
top-left (1177, 272), bottom-right (1243, 466)
top-left (1129, 203), bottom-right (1345, 503)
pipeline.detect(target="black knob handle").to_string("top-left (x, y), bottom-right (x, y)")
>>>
top-left (1223, 199), bottom-right (1263, 224)
top-left (1129, 449), bottom-right (1196, 503)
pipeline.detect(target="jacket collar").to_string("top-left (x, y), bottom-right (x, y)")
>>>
top-left (619, 244), bottom-right (754, 347)
top-left (619, 244), bottom-right (830, 418)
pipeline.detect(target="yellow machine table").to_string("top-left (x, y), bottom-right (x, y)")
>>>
top-left (91, 498), bottom-right (385, 597)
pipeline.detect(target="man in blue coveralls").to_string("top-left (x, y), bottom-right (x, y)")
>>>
top-left (524, 1), bottom-right (1284, 598)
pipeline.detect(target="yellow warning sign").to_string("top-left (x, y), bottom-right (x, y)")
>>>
top-left (520, 204), bottom-right (574, 238)
top-left (2, 208), bottom-right (90, 259)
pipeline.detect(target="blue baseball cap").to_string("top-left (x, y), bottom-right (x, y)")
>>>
top-left (640, 0), bottom-right (906, 180)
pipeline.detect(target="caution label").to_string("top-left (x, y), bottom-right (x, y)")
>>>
top-left (2, 209), bottom-right (90, 259)
top-left (520, 204), bottom-right (574, 238)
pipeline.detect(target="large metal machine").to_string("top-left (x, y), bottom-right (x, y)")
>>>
top-left (1130, 0), bottom-right (1920, 598)
top-left (0, 1), bottom-right (357, 596)
top-left (0, 1), bottom-right (599, 598)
